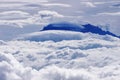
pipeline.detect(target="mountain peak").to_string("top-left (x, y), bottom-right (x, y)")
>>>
top-left (41, 22), bottom-right (119, 38)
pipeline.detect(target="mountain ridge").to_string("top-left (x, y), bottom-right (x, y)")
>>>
top-left (41, 22), bottom-right (120, 38)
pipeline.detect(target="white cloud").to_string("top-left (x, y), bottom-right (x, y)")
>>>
top-left (15, 31), bottom-right (88, 42)
top-left (0, 52), bottom-right (32, 80)
top-left (97, 12), bottom-right (120, 16)
top-left (81, 2), bottom-right (96, 7)
top-left (0, 0), bottom-right (120, 80)
top-left (0, 11), bottom-right (31, 20)
top-left (38, 10), bottom-right (64, 18)
top-left (0, 10), bottom-right (64, 28)
top-left (16, 29), bottom-right (120, 42)
top-left (42, 3), bottom-right (71, 7)
top-left (0, 11), bottom-right (30, 15)
top-left (32, 65), bottom-right (98, 80)
top-left (0, 0), bottom-right (48, 3)
top-left (0, 3), bottom-right (24, 8)
top-left (0, 36), bottom-right (120, 80)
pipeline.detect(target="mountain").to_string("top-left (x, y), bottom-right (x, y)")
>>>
top-left (42, 22), bottom-right (119, 38)
top-left (16, 22), bottom-right (119, 42)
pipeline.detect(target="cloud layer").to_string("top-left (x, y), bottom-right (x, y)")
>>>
top-left (0, 36), bottom-right (120, 80)
top-left (0, 1), bottom-right (120, 80)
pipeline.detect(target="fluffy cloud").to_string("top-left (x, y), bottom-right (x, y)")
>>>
top-left (32, 65), bottom-right (98, 80)
top-left (0, 0), bottom-right (120, 80)
top-left (0, 52), bottom-right (32, 80)
top-left (0, 36), bottom-right (120, 80)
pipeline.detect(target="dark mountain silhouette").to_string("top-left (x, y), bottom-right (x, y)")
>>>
top-left (41, 22), bottom-right (119, 38)
top-left (81, 24), bottom-right (119, 38)
top-left (42, 22), bottom-right (84, 32)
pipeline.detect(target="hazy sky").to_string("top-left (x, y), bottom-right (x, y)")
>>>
top-left (0, 0), bottom-right (120, 40)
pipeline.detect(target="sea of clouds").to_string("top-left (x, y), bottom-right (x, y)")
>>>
top-left (0, 0), bottom-right (120, 80)
top-left (0, 35), bottom-right (120, 80)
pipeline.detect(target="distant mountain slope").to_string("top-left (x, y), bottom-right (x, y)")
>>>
top-left (42, 22), bottom-right (119, 38)
top-left (16, 22), bottom-right (119, 42)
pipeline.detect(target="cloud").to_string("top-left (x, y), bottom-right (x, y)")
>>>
top-left (0, 52), bottom-right (32, 80)
top-left (42, 3), bottom-right (71, 7)
top-left (16, 29), bottom-right (119, 42)
top-left (0, 3), bottom-right (24, 8)
top-left (81, 2), bottom-right (96, 7)
top-left (0, 36), bottom-right (120, 80)
top-left (0, 10), bottom-right (65, 40)
top-left (0, 11), bottom-right (30, 15)
top-left (0, 10), bottom-right (63, 28)
top-left (97, 12), bottom-right (120, 16)
top-left (0, 0), bottom-right (120, 80)
top-left (0, 0), bottom-right (48, 3)
top-left (0, 11), bottom-right (31, 20)
top-left (37, 10), bottom-right (64, 18)
top-left (32, 65), bottom-right (98, 80)
top-left (15, 31), bottom-right (88, 42)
